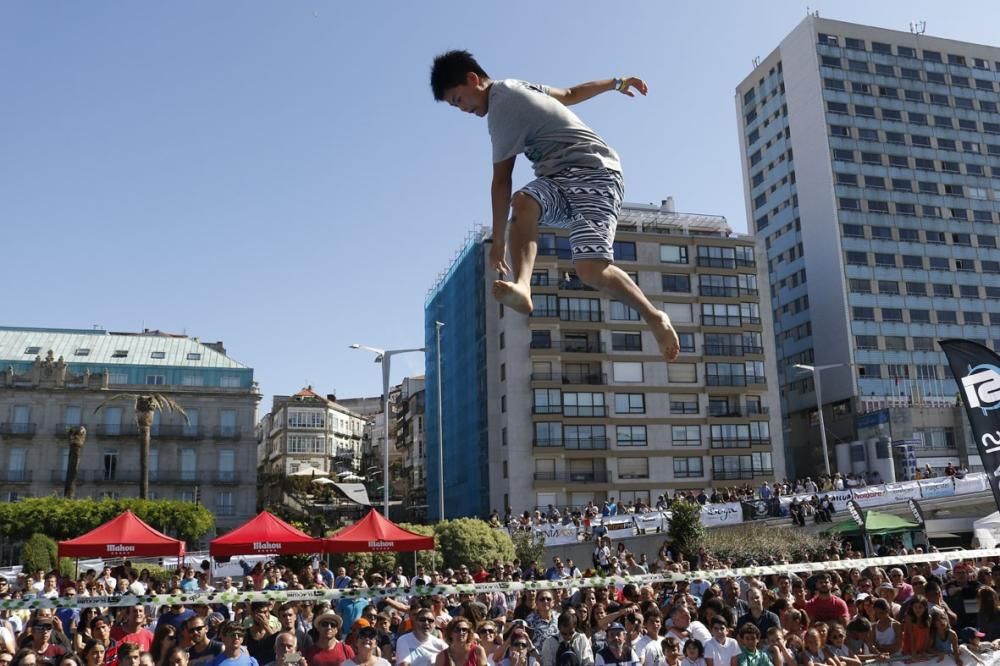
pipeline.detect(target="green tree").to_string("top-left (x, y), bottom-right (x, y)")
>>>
top-left (21, 533), bottom-right (59, 573)
top-left (433, 518), bottom-right (514, 570)
top-left (395, 522), bottom-right (439, 574)
top-left (667, 500), bottom-right (705, 562)
top-left (700, 525), bottom-right (835, 563)
top-left (64, 425), bottom-right (88, 498)
top-left (511, 529), bottom-right (545, 568)
top-left (95, 394), bottom-right (188, 499)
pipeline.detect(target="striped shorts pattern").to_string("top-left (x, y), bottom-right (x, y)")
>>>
top-left (517, 166), bottom-right (624, 262)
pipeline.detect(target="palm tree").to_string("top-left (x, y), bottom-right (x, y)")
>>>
top-left (64, 425), bottom-right (87, 498)
top-left (95, 394), bottom-right (187, 499)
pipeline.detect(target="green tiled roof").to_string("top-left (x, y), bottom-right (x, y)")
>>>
top-left (0, 327), bottom-right (248, 369)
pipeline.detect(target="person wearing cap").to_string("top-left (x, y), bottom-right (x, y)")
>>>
top-left (343, 625), bottom-right (389, 666)
top-left (875, 584), bottom-right (900, 618)
top-left (395, 608), bottom-right (447, 666)
top-left (211, 622), bottom-right (258, 666)
top-left (87, 614), bottom-right (118, 666)
top-left (25, 612), bottom-right (68, 663)
top-left (594, 623), bottom-right (637, 666)
top-left (304, 612), bottom-right (353, 666)
top-left (186, 615), bottom-right (224, 666)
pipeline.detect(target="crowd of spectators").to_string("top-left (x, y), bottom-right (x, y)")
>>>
top-left (1, 536), bottom-right (998, 666)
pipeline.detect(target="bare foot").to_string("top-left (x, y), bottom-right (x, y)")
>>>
top-left (492, 280), bottom-right (533, 314)
top-left (649, 312), bottom-right (679, 362)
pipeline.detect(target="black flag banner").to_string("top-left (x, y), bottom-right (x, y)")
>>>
top-left (939, 339), bottom-right (1000, 514)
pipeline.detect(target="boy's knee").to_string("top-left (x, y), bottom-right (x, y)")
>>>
top-left (575, 259), bottom-right (609, 286)
top-left (510, 192), bottom-right (540, 221)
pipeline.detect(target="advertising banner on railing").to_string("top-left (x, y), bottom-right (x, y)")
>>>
top-left (885, 481), bottom-right (922, 503)
top-left (535, 524), bottom-right (579, 546)
top-left (700, 502), bottom-right (743, 527)
top-left (851, 484), bottom-right (891, 508)
top-left (918, 476), bottom-right (956, 499)
top-left (603, 519), bottom-right (636, 541)
top-left (955, 472), bottom-right (990, 496)
top-left (634, 512), bottom-right (669, 533)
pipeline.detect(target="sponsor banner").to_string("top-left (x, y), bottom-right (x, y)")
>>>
top-left (885, 481), bottom-right (922, 503)
top-left (604, 519), bottom-right (636, 541)
top-left (918, 477), bottom-right (955, 499)
top-left (851, 484), bottom-right (892, 508)
top-left (535, 524), bottom-right (578, 546)
top-left (940, 339), bottom-right (1000, 514)
top-left (955, 472), bottom-right (990, 496)
top-left (634, 512), bottom-right (668, 533)
top-left (700, 502), bottom-right (742, 527)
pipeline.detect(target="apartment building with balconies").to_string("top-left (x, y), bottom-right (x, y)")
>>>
top-left (0, 326), bottom-right (260, 532)
top-left (425, 201), bottom-right (784, 518)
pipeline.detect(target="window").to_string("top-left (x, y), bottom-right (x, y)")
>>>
top-left (897, 46), bottom-right (916, 58)
top-left (670, 394), bottom-right (699, 415)
top-left (878, 281), bottom-right (900, 295)
top-left (112, 350), bottom-right (128, 359)
top-left (882, 109), bottom-right (902, 121)
top-left (855, 335), bottom-right (878, 350)
top-left (822, 56), bottom-right (842, 69)
top-left (824, 78), bottom-right (845, 91)
top-left (849, 60), bottom-right (869, 73)
top-left (870, 226), bottom-right (892, 239)
top-left (827, 101), bottom-right (848, 114)
top-left (660, 245), bottom-right (688, 264)
top-left (898, 229), bottom-right (918, 242)
top-left (928, 257), bottom-right (950, 271)
top-left (611, 331), bottom-right (642, 352)
top-left (612, 362), bottom-right (643, 383)
top-left (672, 426), bottom-right (701, 447)
top-left (560, 297), bottom-right (601, 322)
top-left (220, 375), bottom-right (241, 388)
top-left (74, 348), bottom-right (90, 357)
top-left (933, 283), bottom-right (953, 297)
top-left (910, 310), bottom-right (931, 323)
top-left (533, 389), bottom-right (561, 414)
top-left (881, 308), bottom-right (904, 322)
top-left (836, 173), bottom-right (858, 186)
top-left (849, 279), bottom-right (872, 294)
top-left (186, 352), bottom-right (202, 361)
top-left (678, 332), bottom-right (695, 353)
top-left (833, 149), bottom-right (855, 162)
top-left (960, 285), bottom-right (980, 298)
top-left (874, 254), bottom-right (895, 267)
top-left (109, 372), bottom-right (128, 384)
top-left (661, 274), bottom-right (691, 293)
top-left (853, 307), bottom-right (875, 321)
top-left (617, 457), bottom-right (649, 480)
top-left (905, 281), bottom-right (927, 296)
top-left (145, 374), bottom-right (166, 385)
top-left (613, 242), bottom-right (637, 261)
top-left (862, 153), bottom-right (882, 165)
top-left (868, 201), bottom-right (890, 214)
top-left (181, 374), bottom-right (204, 386)
top-left (937, 311), bottom-right (958, 324)
top-left (562, 392), bottom-right (605, 417)
top-left (667, 364), bottom-right (697, 383)
top-left (673, 457), bottom-right (703, 478)
top-left (615, 393), bottom-right (645, 414)
top-left (616, 426), bottom-right (648, 447)
top-left (846, 251), bottom-right (868, 266)
top-left (872, 41), bottom-right (891, 54)
top-left (964, 312), bottom-right (984, 325)
top-left (842, 224), bottom-right (864, 238)
top-left (839, 198), bottom-right (860, 210)
top-left (609, 301), bottom-right (640, 321)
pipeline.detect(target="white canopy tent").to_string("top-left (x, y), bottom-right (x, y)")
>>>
top-left (973, 511), bottom-right (1000, 548)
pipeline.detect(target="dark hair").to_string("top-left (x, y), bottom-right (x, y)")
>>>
top-left (683, 639), bottom-right (704, 657)
top-left (430, 50), bottom-right (489, 101)
top-left (117, 643), bottom-right (141, 659)
top-left (80, 639), bottom-right (103, 661)
top-left (738, 623), bottom-right (761, 638)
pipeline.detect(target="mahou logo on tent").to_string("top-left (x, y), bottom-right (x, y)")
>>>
top-left (252, 541), bottom-right (281, 552)
top-left (368, 540), bottom-right (394, 550)
top-left (107, 544), bottom-right (135, 554)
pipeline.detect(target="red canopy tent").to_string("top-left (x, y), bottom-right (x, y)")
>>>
top-left (324, 509), bottom-right (434, 553)
top-left (58, 510), bottom-right (185, 559)
top-left (209, 510), bottom-right (323, 558)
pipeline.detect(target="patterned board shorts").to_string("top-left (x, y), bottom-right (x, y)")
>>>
top-left (517, 166), bottom-right (624, 262)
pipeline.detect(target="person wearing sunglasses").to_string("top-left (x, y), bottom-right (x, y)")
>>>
top-left (186, 616), bottom-right (224, 666)
top-left (396, 611), bottom-right (447, 666)
top-left (28, 614), bottom-right (67, 663)
top-left (342, 627), bottom-right (388, 666)
top-left (212, 622), bottom-right (258, 666)
top-left (435, 619), bottom-right (486, 666)
top-left (304, 613), bottom-right (353, 666)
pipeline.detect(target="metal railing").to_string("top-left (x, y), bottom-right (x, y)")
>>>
top-left (532, 438), bottom-right (563, 448)
top-left (95, 424), bottom-right (140, 438)
top-left (562, 406), bottom-right (608, 417)
top-left (533, 470), bottom-right (609, 483)
top-left (704, 344), bottom-right (765, 356)
top-left (0, 470), bottom-right (32, 482)
top-left (0, 423), bottom-right (36, 437)
top-left (564, 437), bottom-right (609, 450)
top-left (708, 405), bottom-right (770, 417)
top-left (562, 373), bottom-right (606, 386)
top-left (212, 426), bottom-right (241, 440)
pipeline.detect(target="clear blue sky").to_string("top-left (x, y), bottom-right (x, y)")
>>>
top-left (2, 1), bottom-right (995, 404)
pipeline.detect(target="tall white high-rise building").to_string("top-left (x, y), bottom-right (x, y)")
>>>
top-left (736, 16), bottom-right (1000, 477)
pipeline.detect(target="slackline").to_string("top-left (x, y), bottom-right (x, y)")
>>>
top-left (6, 547), bottom-right (1000, 611)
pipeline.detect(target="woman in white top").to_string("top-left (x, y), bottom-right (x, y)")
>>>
top-left (343, 627), bottom-right (390, 666)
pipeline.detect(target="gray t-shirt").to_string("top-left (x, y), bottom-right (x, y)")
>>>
top-left (487, 79), bottom-right (621, 176)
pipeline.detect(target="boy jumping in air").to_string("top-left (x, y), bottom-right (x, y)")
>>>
top-left (430, 50), bottom-right (680, 363)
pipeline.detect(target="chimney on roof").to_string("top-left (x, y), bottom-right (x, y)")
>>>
top-left (203, 341), bottom-right (226, 355)
top-left (327, 394), bottom-right (337, 402)
top-left (660, 197), bottom-right (675, 213)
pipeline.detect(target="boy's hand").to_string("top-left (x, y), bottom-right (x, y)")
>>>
top-left (490, 242), bottom-right (511, 277)
top-left (618, 77), bottom-right (648, 98)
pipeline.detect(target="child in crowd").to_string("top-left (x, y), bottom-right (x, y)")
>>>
top-left (681, 640), bottom-right (706, 666)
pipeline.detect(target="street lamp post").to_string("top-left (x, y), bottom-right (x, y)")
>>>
top-left (434, 321), bottom-right (445, 521)
top-left (794, 363), bottom-right (844, 476)
top-left (350, 343), bottom-right (425, 516)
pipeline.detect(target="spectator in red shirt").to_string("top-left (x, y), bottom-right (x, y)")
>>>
top-left (804, 574), bottom-right (849, 625)
top-left (111, 606), bottom-right (154, 652)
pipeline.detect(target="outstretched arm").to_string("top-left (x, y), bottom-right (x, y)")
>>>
top-left (548, 77), bottom-right (647, 106)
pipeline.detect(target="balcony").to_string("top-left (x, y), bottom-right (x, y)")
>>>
top-left (54, 422), bottom-right (89, 435)
top-left (150, 471), bottom-right (243, 485)
top-left (560, 341), bottom-right (605, 354)
top-left (564, 437), bottom-right (608, 450)
top-left (562, 406), bottom-right (608, 417)
top-left (0, 470), bottom-right (32, 483)
top-left (95, 424), bottom-right (140, 438)
top-left (154, 424), bottom-right (205, 440)
top-left (532, 405), bottom-right (563, 415)
top-left (0, 423), bottom-right (36, 437)
top-left (710, 437), bottom-right (770, 449)
top-left (559, 278), bottom-right (598, 292)
top-left (530, 338), bottom-right (554, 350)
top-left (702, 316), bottom-right (762, 327)
top-left (713, 469), bottom-right (755, 481)
top-left (530, 372), bottom-right (559, 382)
top-left (708, 405), bottom-right (770, 417)
top-left (704, 344), bottom-right (764, 357)
top-left (534, 470), bottom-right (609, 483)
top-left (700, 286), bottom-right (759, 298)
top-left (90, 470), bottom-right (142, 484)
top-left (560, 310), bottom-right (603, 323)
top-left (562, 373), bottom-right (606, 386)
top-left (533, 438), bottom-right (563, 448)
top-left (706, 376), bottom-right (767, 387)
top-left (531, 308), bottom-right (560, 319)
top-left (212, 426), bottom-right (241, 440)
